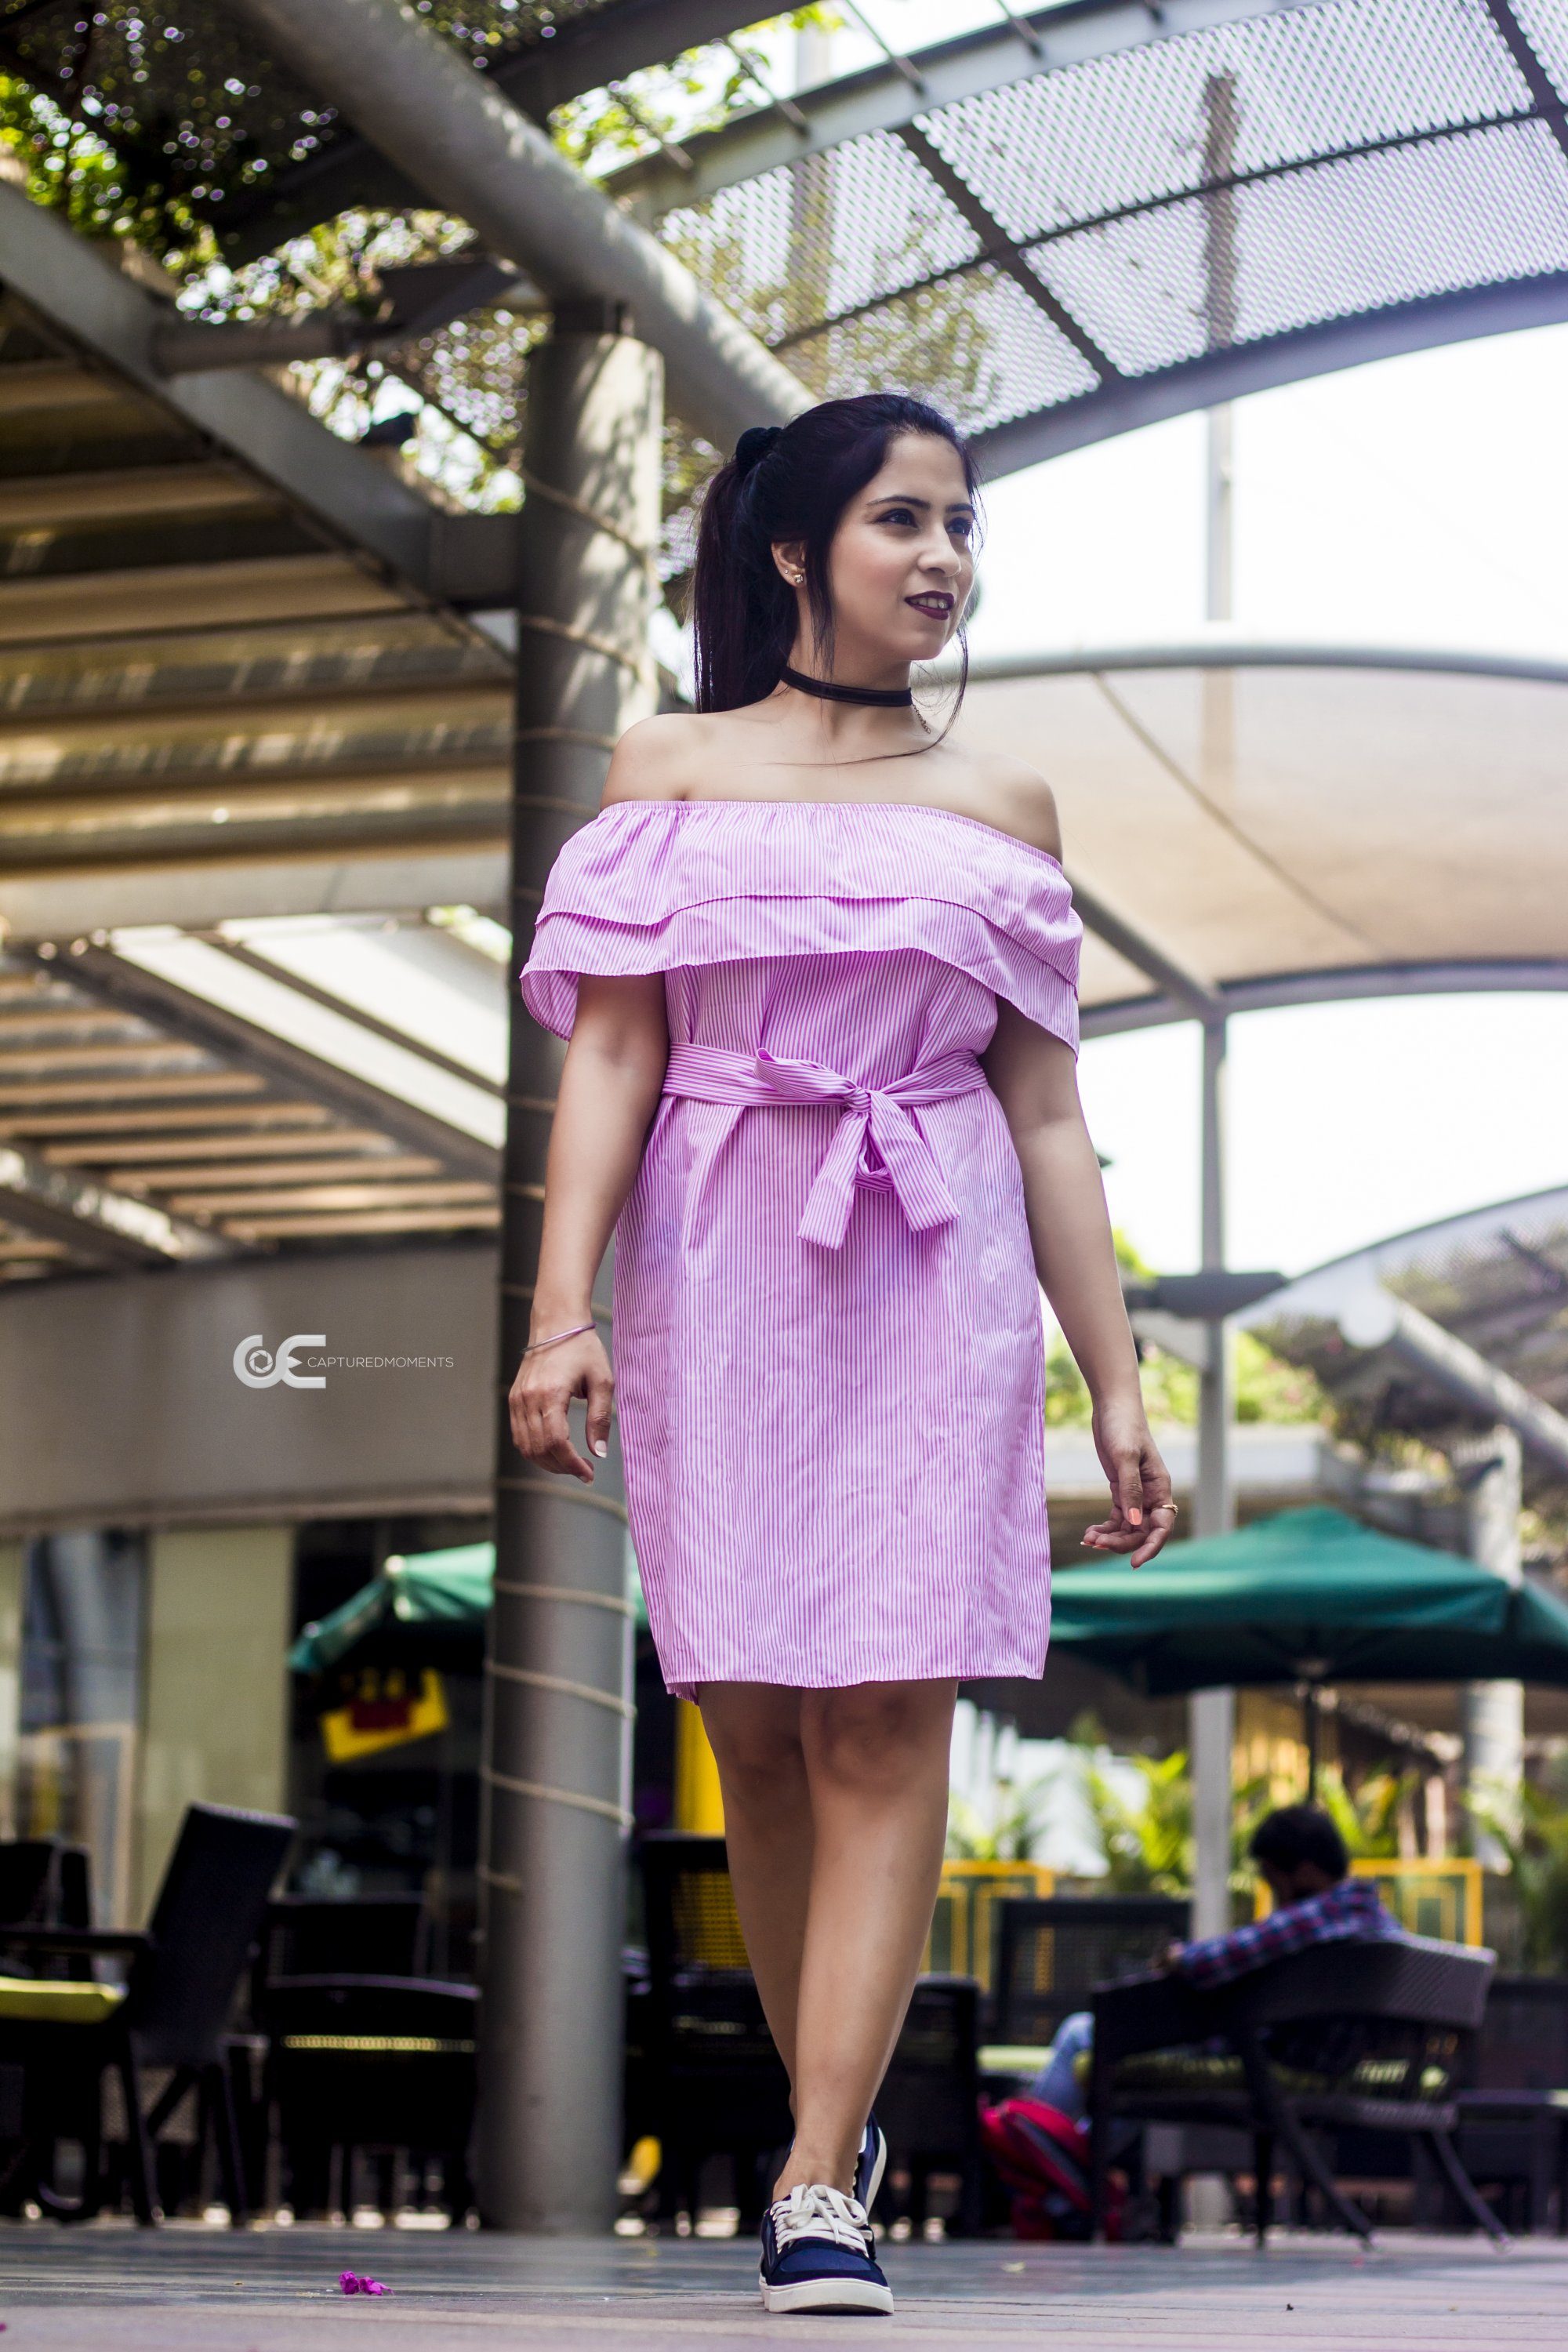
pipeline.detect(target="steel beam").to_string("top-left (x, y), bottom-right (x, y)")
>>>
top-left (0, 674), bottom-right (510, 761)
top-left (0, 1136), bottom-right (227, 1266)
top-left (969, 641), bottom-right (1568, 689)
top-left (213, 0), bottom-right (765, 260)
top-left (970, 275), bottom-right (1568, 477)
top-left (0, 758), bottom-right (507, 825)
top-left (230, 0), bottom-right (808, 448)
top-left (1338, 1287), bottom-right (1568, 1482)
top-left (0, 468), bottom-right (270, 529)
top-left (1082, 958), bottom-right (1568, 1037)
top-left (28, 946), bottom-right (498, 1183)
top-left (0, 847), bottom-right (512, 940)
top-left (151, 314), bottom-right (369, 375)
top-left (1189, 1015), bottom-right (1236, 1943)
top-left (0, 361), bottom-right (124, 414)
top-left (608, 0), bottom-right (1319, 220)
top-left (1065, 875), bottom-right (1221, 1020)
top-left (0, 553), bottom-right (403, 647)
top-left (0, 176), bottom-right (445, 599)
top-left (209, 938), bottom-right (503, 1098)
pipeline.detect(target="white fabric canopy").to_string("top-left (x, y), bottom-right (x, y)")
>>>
top-left (962, 643), bottom-right (1568, 1022)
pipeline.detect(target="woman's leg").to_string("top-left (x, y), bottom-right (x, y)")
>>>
top-left (776, 1679), bottom-right (957, 2201)
top-left (698, 1682), bottom-right (815, 2089)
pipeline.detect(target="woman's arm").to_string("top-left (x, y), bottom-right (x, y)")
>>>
top-left (509, 721), bottom-right (689, 1483)
top-left (509, 968), bottom-right (669, 1484)
top-left (982, 996), bottom-right (1177, 1568)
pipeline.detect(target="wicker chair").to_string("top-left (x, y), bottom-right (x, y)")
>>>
top-left (0, 1802), bottom-right (295, 2224)
top-left (993, 1896), bottom-right (1191, 2047)
top-left (1087, 1935), bottom-right (1504, 2245)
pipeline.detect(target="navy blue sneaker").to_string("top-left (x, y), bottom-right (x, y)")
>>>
top-left (759, 2183), bottom-right (893, 2315)
top-left (855, 2111), bottom-right (887, 2217)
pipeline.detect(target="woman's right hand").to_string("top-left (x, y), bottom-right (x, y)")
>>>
top-left (508, 1328), bottom-right (615, 1485)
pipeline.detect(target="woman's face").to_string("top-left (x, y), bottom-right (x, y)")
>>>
top-left (776, 430), bottom-right (977, 675)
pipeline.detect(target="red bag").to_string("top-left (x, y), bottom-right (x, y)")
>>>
top-left (979, 2097), bottom-right (1125, 2243)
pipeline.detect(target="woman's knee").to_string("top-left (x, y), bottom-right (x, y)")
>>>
top-left (804, 1680), bottom-right (954, 1796)
top-left (699, 1687), bottom-right (804, 1795)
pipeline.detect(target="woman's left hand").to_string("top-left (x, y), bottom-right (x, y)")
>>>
top-left (1082, 1397), bottom-right (1178, 1569)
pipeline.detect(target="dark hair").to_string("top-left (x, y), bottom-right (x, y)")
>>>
top-left (1248, 1804), bottom-right (1349, 1882)
top-left (689, 392), bottom-right (982, 734)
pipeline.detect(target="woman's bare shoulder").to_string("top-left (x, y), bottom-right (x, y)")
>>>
top-left (600, 710), bottom-right (734, 808)
top-left (943, 741), bottom-right (1062, 862)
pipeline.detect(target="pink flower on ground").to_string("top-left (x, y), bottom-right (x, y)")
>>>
top-left (338, 2271), bottom-right (389, 2296)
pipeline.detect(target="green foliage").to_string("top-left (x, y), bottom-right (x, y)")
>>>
top-left (1314, 1762), bottom-right (1421, 1860)
top-left (1470, 1761), bottom-right (1568, 1974)
top-left (1068, 1713), bottom-right (1273, 1898)
top-left (946, 1773), bottom-right (1055, 1864)
top-left (0, 72), bottom-right (211, 263)
top-left (1081, 1744), bottom-right (1193, 1895)
top-left (1044, 1230), bottom-right (1331, 1430)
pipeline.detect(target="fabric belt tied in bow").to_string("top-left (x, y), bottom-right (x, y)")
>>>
top-left (661, 1041), bottom-right (992, 1250)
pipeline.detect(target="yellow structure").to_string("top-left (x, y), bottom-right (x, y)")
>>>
top-left (673, 1697), bottom-right (725, 1834)
top-left (925, 1860), bottom-right (1054, 1987)
top-left (1349, 1858), bottom-right (1484, 1947)
top-left (319, 1668), bottom-right (449, 1764)
top-left (1233, 1689), bottom-right (1316, 1808)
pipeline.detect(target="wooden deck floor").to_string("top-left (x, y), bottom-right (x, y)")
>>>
top-left (2, 2220), bottom-right (1561, 2352)
top-left (0, 2220), bottom-right (1559, 2349)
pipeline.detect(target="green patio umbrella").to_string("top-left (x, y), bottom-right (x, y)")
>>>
top-left (289, 1541), bottom-right (648, 1675)
top-left (1047, 1504), bottom-right (1568, 1792)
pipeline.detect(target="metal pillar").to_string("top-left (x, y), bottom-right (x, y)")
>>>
top-left (1189, 70), bottom-right (1240, 1955)
top-left (1456, 1426), bottom-right (1524, 1870)
top-left (1190, 1017), bottom-right (1236, 1939)
top-left (474, 312), bottom-right (662, 2232)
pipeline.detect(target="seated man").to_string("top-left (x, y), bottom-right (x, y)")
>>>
top-left (1028, 1802), bottom-right (1404, 2125)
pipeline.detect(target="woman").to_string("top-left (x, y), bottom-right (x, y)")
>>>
top-left (511, 393), bottom-right (1175, 2315)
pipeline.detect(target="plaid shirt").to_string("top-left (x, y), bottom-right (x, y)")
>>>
top-left (1172, 1875), bottom-right (1403, 1990)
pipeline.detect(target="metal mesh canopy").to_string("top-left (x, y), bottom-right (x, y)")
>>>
top-left (5, 2), bottom-right (1568, 470)
top-left (614, 0), bottom-right (1568, 470)
top-left (960, 645), bottom-right (1568, 1027)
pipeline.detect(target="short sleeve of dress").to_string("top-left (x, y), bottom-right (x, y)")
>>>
top-left (518, 797), bottom-right (1082, 1052)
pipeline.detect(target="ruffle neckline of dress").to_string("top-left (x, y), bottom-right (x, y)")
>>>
top-left (586, 793), bottom-right (1066, 873)
top-left (517, 787), bottom-right (1082, 1052)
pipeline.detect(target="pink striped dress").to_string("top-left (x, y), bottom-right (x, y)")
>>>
top-left (519, 797), bottom-right (1083, 1700)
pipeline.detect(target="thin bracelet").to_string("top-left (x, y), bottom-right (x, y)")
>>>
top-left (522, 1319), bottom-right (597, 1356)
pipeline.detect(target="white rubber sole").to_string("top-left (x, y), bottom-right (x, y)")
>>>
top-left (759, 2270), bottom-right (895, 2316)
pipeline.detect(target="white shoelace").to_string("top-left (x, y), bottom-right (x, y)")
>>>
top-left (769, 2183), bottom-right (873, 2256)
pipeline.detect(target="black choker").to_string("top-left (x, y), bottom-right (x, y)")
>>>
top-left (781, 664), bottom-right (913, 709)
